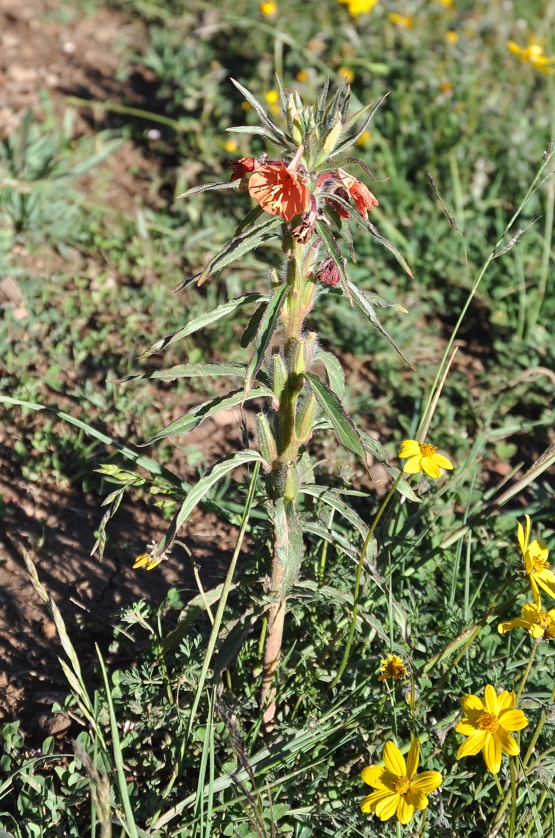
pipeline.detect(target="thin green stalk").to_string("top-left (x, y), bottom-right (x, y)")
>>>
top-left (186, 460), bottom-right (260, 743)
top-left (509, 756), bottom-right (517, 838)
top-left (515, 642), bottom-right (537, 703)
top-left (331, 474), bottom-right (402, 688)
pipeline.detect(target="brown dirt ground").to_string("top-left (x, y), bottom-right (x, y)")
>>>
top-left (0, 0), bottom-right (246, 738)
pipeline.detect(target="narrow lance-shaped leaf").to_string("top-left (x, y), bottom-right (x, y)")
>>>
top-left (333, 93), bottom-right (389, 155)
top-left (274, 498), bottom-right (304, 598)
top-left (313, 349), bottom-right (345, 399)
top-left (348, 281), bottom-right (414, 370)
top-left (244, 283), bottom-right (289, 398)
top-left (119, 362), bottom-right (247, 384)
top-left (197, 215), bottom-right (283, 286)
top-left (144, 386), bottom-right (273, 444)
top-left (151, 450), bottom-right (264, 559)
top-left (304, 372), bottom-right (367, 467)
top-left (299, 484), bottom-right (369, 538)
top-left (241, 302), bottom-right (267, 348)
top-left (141, 293), bottom-right (267, 358)
top-left (177, 180), bottom-right (240, 199)
top-left (230, 78), bottom-right (290, 147)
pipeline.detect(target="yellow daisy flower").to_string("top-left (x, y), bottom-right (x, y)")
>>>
top-left (388, 13), bottom-right (414, 29)
top-left (378, 654), bottom-right (407, 681)
top-left (265, 89), bottom-right (280, 105)
top-left (456, 685), bottom-right (528, 774)
top-left (260, 1), bottom-right (277, 16)
top-left (133, 552), bottom-right (163, 571)
top-left (518, 514), bottom-right (555, 604)
top-left (337, 66), bottom-right (355, 84)
top-left (361, 739), bottom-right (442, 824)
top-left (398, 439), bottom-right (453, 479)
top-left (498, 601), bottom-right (555, 640)
top-left (507, 38), bottom-right (555, 73)
top-left (338, 0), bottom-right (379, 17)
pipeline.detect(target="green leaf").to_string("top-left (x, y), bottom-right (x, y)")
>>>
top-left (161, 583), bottom-right (238, 652)
top-left (241, 301), bottom-right (267, 348)
top-left (145, 386), bottom-right (273, 444)
top-left (235, 204), bottom-right (266, 236)
top-left (385, 465), bottom-right (422, 503)
top-left (304, 372), bottom-right (367, 467)
top-left (177, 180), bottom-right (239, 198)
top-left (151, 450), bottom-right (264, 559)
top-left (333, 93), bottom-right (389, 155)
top-left (301, 521), bottom-right (358, 561)
top-left (348, 282), bottom-right (414, 369)
top-left (244, 283), bottom-right (289, 397)
top-left (359, 429), bottom-right (390, 464)
top-left (119, 362), bottom-right (247, 384)
top-left (313, 350), bottom-right (345, 399)
top-left (299, 484), bottom-right (369, 538)
top-left (230, 78), bottom-right (290, 147)
top-left (274, 498), bottom-right (304, 597)
top-left (197, 215), bottom-right (282, 286)
top-left (140, 293), bottom-right (267, 358)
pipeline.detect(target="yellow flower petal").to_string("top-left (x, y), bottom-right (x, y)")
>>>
top-left (383, 741), bottom-right (406, 776)
top-left (397, 797), bottom-right (415, 824)
top-left (484, 684), bottom-right (500, 715)
top-left (522, 602), bottom-right (540, 622)
top-left (498, 709), bottom-right (528, 732)
top-left (496, 690), bottom-right (515, 713)
top-left (457, 730), bottom-right (487, 758)
top-left (421, 457), bottom-right (441, 479)
top-left (403, 455), bottom-right (424, 474)
top-left (411, 770), bottom-right (443, 794)
top-left (399, 439), bottom-right (421, 458)
top-left (361, 788), bottom-right (391, 813)
top-left (456, 720), bottom-right (480, 736)
top-left (361, 765), bottom-right (386, 788)
top-left (406, 738), bottom-right (420, 779)
top-left (498, 617), bottom-right (529, 634)
top-left (433, 453), bottom-right (454, 470)
top-left (496, 727), bottom-right (520, 756)
top-left (483, 732), bottom-right (501, 774)
top-left (518, 515), bottom-right (531, 555)
top-left (461, 693), bottom-right (485, 714)
top-left (375, 791), bottom-right (401, 821)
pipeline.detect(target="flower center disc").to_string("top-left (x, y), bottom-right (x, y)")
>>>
top-left (477, 711), bottom-right (500, 732)
top-left (420, 443), bottom-right (437, 457)
top-left (393, 776), bottom-right (411, 795)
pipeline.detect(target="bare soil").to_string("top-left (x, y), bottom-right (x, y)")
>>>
top-left (0, 0), bottom-right (243, 737)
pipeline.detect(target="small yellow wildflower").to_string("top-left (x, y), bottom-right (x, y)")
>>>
top-left (507, 37), bottom-right (555, 73)
top-left (133, 553), bottom-right (163, 571)
top-left (456, 685), bottom-right (528, 774)
top-left (265, 89), bottom-right (280, 105)
top-left (296, 69), bottom-right (309, 82)
top-left (388, 13), bottom-right (414, 29)
top-left (224, 139), bottom-right (238, 154)
top-left (337, 66), bottom-right (355, 84)
top-left (241, 101), bottom-right (251, 111)
top-left (440, 80), bottom-right (453, 95)
top-left (361, 739), bottom-right (442, 824)
top-left (338, 0), bottom-right (379, 17)
top-left (445, 30), bottom-right (459, 44)
top-left (436, 0), bottom-right (454, 7)
top-left (378, 654), bottom-right (407, 681)
top-left (398, 439), bottom-right (453, 479)
top-left (499, 601), bottom-right (555, 641)
top-left (518, 515), bottom-right (555, 604)
top-left (355, 129), bottom-right (372, 147)
top-left (260, 1), bottom-right (277, 16)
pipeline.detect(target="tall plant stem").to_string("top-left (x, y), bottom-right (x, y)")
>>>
top-left (331, 474), bottom-right (402, 688)
top-left (260, 237), bottom-right (313, 731)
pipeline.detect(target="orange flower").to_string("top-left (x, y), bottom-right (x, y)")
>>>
top-left (336, 168), bottom-right (379, 218)
top-left (248, 147), bottom-right (310, 222)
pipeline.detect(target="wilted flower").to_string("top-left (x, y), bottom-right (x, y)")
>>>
top-left (361, 739), bottom-right (442, 824)
top-left (398, 439), bottom-right (453, 479)
top-left (378, 654), bottom-right (407, 681)
top-left (316, 257), bottom-right (341, 287)
top-left (455, 684), bottom-right (528, 774)
top-left (498, 601), bottom-right (555, 640)
top-left (335, 169), bottom-right (379, 218)
top-left (507, 37), bottom-right (555, 73)
top-left (230, 156), bottom-right (260, 187)
top-left (518, 515), bottom-right (555, 604)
